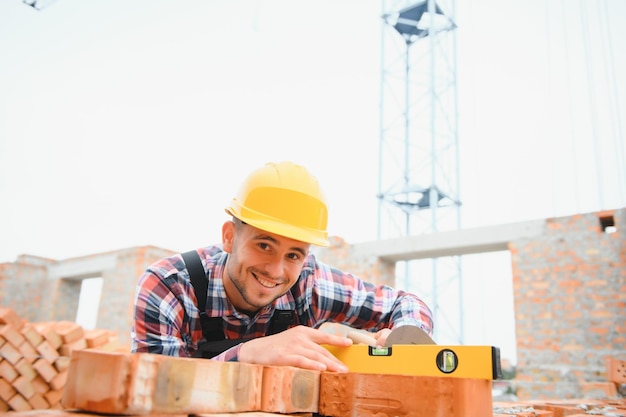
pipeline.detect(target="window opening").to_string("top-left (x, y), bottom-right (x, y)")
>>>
top-left (599, 215), bottom-right (616, 234)
top-left (75, 277), bottom-right (103, 329)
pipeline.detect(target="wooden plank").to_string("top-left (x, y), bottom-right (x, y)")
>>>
top-left (319, 372), bottom-right (493, 417)
top-left (61, 349), bottom-right (263, 415)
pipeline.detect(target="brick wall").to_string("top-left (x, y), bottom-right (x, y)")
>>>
top-left (0, 246), bottom-right (175, 347)
top-left (510, 208), bottom-right (626, 400)
top-left (94, 246), bottom-right (176, 340)
top-left (1, 209), bottom-right (624, 401)
top-left (0, 256), bottom-right (52, 323)
top-left (313, 236), bottom-right (397, 287)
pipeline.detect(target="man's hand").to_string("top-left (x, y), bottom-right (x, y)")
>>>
top-left (373, 328), bottom-right (392, 347)
top-left (238, 325), bottom-right (352, 372)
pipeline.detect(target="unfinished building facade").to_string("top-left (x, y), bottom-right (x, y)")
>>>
top-left (1, 208), bottom-right (624, 400)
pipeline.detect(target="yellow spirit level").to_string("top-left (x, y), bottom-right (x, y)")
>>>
top-left (323, 344), bottom-right (502, 380)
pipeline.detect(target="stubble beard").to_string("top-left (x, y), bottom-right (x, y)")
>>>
top-left (226, 263), bottom-right (274, 314)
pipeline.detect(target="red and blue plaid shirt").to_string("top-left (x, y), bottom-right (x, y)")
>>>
top-left (131, 245), bottom-right (433, 361)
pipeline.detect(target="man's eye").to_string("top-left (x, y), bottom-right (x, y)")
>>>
top-left (258, 243), bottom-right (271, 251)
top-left (287, 253), bottom-right (301, 261)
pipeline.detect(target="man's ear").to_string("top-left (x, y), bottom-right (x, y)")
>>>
top-left (222, 220), bottom-right (235, 252)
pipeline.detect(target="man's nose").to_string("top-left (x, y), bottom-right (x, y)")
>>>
top-left (261, 256), bottom-right (284, 278)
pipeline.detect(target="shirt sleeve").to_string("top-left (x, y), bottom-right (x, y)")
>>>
top-left (211, 343), bottom-right (243, 362)
top-left (307, 260), bottom-right (434, 336)
top-left (131, 268), bottom-right (198, 357)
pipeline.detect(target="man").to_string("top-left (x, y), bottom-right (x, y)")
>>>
top-left (131, 161), bottom-right (433, 373)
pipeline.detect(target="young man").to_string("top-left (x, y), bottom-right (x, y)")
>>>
top-left (131, 161), bottom-right (433, 373)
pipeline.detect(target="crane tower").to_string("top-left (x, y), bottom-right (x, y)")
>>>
top-left (377, 0), bottom-right (462, 343)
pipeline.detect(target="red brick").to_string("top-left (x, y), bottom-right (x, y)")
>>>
top-left (261, 366), bottom-right (320, 413)
top-left (606, 356), bottom-right (626, 384)
top-left (53, 321), bottom-right (84, 344)
top-left (0, 324), bottom-right (25, 347)
top-left (20, 325), bottom-right (43, 347)
top-left (33, 324), bottom-right (62, 350)
top-left (27, 392), bottom-right (50, 410)
top-left (580, 381), bottom-right (618, 398)
top-left (0, 378), bottom-right (17, 402)
top-left (18, 340), bottom-right (39, 364)
top-left (12, 376), bottom-right (35, 400)
top-left (30, 375), bottom-right (49, 395)
top-left (0, 308), bottom-right (23, 329)
top-left (32, 358), bottom-right (57, 383)
top-left (35, 340), bottom-right (59, 363)
top-left (319, 372), bottom-right (492, 417)
top-left (0, 359), bottom-right (19, 381)
top-left (14, 358), bottom-right (37, 381)
top-left (7, 394), bottom-right (32, 412)
top-left (0, 341), bottom-right (22, 365)
top-left (62, 349), bottom-right (263, 415)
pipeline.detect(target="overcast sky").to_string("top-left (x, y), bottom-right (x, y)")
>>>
top-left (1, 0), bottom-right (624, 363)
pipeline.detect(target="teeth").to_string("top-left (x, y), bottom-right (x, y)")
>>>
top-left (256, 275), bottom-right (278, 288)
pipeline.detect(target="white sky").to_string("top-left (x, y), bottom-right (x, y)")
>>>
top-left (1, 0), bottom-right (625, 364)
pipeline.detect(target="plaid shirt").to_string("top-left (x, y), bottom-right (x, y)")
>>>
top-left (131, 245), bottom-right (433, 361)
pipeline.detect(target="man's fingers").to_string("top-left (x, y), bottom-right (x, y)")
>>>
top-left (237, 326), bottom-right (352, 372)
top-left (307, 327), bottom-right (353, 347)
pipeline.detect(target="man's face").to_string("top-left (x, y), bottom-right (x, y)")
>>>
top-left (221, 219), bottom-right (310, 314)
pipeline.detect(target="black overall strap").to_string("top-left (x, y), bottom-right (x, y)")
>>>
top-left (181, 250), bottom-right (222, 342)
top-left (268, 310), bottom-right (294, 334)
top-left (181, 249), bottom-right (295, 358)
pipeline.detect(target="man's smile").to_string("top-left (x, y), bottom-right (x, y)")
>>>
top-left (252, 272), bottom-right (280, 289)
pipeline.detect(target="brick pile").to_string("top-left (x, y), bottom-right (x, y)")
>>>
top-left (493, 399), bottom-right (626, 416)
top-left (1, 306), bottom-right (625, 417)
top-left (0, 307), bottom-right (121, 412)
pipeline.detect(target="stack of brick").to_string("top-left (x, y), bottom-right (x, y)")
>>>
top-left (60, 349), bottom-right (494, 417)
top-left (1, 305), bottom-right (624, 417)
top-left (1, 348), bottom-right (626, 416)
top-left (56, 349), bottom-right (626, 417)
top-left (494, 357), bottom-right (626, 416)
top-left (494, 399), bottom-right (626, 416)
top-left (0, 307), bottom-right (121, 413)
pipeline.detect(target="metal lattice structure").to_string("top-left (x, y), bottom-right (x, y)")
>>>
top-left (377, 0), bottom-right (462, 344)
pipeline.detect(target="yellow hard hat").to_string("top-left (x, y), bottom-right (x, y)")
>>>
top-left (226, 162), bottom-right (329, 246)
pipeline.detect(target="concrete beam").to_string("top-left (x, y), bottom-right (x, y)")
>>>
top-left (47, 253), bottom-right (118, 280)
top-left (351, 220), bottom-right (546, 262)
